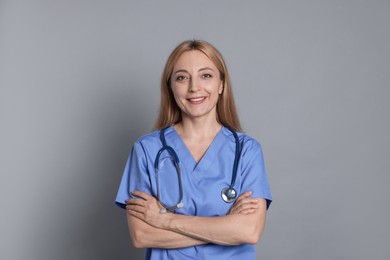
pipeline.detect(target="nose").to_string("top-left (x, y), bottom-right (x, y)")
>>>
top-left (188, 77), bottom-right (201, 92)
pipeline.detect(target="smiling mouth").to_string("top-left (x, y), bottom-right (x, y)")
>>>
top-left (187, 97), bottom-right (206, 104)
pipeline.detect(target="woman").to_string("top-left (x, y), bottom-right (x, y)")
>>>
top-left (115, 40), bottom-right (272, 259)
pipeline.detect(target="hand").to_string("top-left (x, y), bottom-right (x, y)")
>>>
top-left (126, 190), bottom-right (169, 229)
top-left (228, 191), bottom-right (260, 215)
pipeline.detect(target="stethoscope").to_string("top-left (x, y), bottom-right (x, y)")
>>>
top-left (154, 126), bottom-right (241, 214)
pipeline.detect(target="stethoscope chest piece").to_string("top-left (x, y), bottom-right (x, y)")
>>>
top-left (221, 186), bottom-right (237, 203)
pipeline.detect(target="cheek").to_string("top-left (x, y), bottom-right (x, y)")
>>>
top-left (210, 81), bottom-right (223, 95)
top-left (171, 88), bottom-right (186, 106)
top-left (171, 84), bottom-right (180, 97)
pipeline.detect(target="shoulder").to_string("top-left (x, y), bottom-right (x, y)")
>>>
top-left (136, 129), bottom-right (161, 145)
top-left (128, 129), bottom-right (162, 160)
top-left (221, 127), bottom-right (263, 152)
top-left (130, 129), bottom-right (160, 152)
top-left (133, 127), bottom-right (174, 150)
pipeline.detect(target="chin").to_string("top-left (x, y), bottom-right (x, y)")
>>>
top-left (184, 110), bottom-right (216, 119)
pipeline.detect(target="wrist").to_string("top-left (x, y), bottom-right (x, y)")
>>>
top-left (162, 212), bottom-right (175, 230)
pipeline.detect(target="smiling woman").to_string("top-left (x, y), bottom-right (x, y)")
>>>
top-left (156, 40), bottom-right (241, 132)
top-left (170, 50), bottom-right (223, 123)
top-left (115, 40), bottom-right (272, 260)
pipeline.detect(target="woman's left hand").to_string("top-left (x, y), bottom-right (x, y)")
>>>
top-left (126, 190), bottom-right (169, 229)
top-left (228, 191), bottom-right (260, 215)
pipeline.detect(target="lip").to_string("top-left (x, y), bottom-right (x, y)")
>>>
top-left (186, 96), bottom-right (207, 104)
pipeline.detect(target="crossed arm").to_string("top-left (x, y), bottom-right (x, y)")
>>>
top-left (126, 190), bottom-right (267, 249)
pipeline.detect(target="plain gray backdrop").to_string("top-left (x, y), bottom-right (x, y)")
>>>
top-left (1, 1), bottom-right (389, 259)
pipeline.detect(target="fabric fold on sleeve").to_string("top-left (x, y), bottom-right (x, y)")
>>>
top-left (115, 141), bottom-right (151, 209)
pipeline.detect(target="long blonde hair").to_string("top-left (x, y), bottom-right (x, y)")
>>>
top-left (154, 40), bottom-right (242, 132)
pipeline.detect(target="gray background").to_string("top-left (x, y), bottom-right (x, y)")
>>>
top-left (1, 1), bottom-right (389, 259)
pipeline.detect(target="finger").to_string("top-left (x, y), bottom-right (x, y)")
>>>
top-left (228, 205), bottom-right (237, 214)
top-left (131, 190), bottom-right (154, 201)
top-left (240, 208), bottom-right (257, 214)
top-left (127, 209), bottom-right (144, 220)
top-left (237, 202), bottom-right (259, 211)
top-left (229, 197), bottom-right (260, 215)
top-left (235, 191), bottom-right (252, 203)
top-left (126, 204), bottom-right (145, 213)
top-left (126, 198), bottom-right (146, 206)
top-left (232, 199), bottom-right (259, 212)
top-left (234, 197), bottom-right (259, 207)
top-left (230, 203), bottom-right (252, 213)
top-left (229, 201), bottom-right (251, 213)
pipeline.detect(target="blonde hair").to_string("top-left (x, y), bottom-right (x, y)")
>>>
top-left (154, 40), bottom-right (242, 132)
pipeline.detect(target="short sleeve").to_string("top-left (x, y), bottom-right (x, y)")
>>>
top-left (240, 139), bottom-right (272, 209)
top-left (115, 141), bottom-right (151, 209)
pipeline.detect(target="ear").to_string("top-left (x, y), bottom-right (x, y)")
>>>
top-left (219, 81), bottom-right (224, 94)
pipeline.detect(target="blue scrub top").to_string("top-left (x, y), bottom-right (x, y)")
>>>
top-left (115, 126), bottom-right (272, 260)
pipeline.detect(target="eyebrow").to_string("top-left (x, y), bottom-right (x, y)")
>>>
top-left (173, 67), bottom-right (214, 75)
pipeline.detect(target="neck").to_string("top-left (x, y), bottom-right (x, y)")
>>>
top-left (175, 115), bottom-right (222, 139)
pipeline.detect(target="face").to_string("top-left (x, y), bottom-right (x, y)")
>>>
top-left (170, 50), bottom-right (223, 121)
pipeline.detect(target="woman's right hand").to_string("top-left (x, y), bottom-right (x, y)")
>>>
top-left (227, 191), bottom-right (261, 215)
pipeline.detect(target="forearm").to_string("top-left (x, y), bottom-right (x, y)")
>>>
top-left (126, 191), bottom-right (267, 247)
top-left (127, 214), bottom-right (208, 249)
top-left (164, 210), bottom-right (265, 246)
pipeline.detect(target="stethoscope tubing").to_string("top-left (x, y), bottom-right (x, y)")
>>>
top-left (229, 128), bottom-right (241, 189)
top-left (154, 126), bottom-right (241, 213)
top-left (154, 140), bottom-right (183, 212)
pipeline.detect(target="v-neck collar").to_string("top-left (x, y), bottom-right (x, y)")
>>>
top-left (165, 125), bottom-right (225, 179)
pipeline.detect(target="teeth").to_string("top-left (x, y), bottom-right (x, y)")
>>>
top-left (189, 97), bottom-right (205, 102)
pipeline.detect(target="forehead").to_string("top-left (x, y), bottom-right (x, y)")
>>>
top-left (173, 50), bottom-right (217, 70)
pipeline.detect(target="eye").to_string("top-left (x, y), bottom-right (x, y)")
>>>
top-left (202, 73), bottom-right (212, 78)
top-left (176, 75), bottom-right (188, 81)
